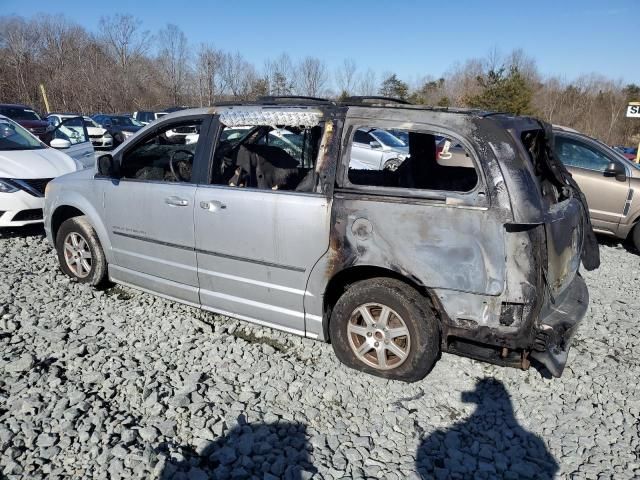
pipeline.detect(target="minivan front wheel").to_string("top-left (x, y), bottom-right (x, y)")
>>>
top-left (55, 216), bottom-right (107, 286)
top-left (329, 278), bottom-right (440, 382)
top-left (632, 224), bottom-right (640, 252)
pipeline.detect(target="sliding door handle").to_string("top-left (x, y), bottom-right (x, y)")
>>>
top-left (200, 200), bottom-right (226, 211)
top-left (165, 196), bottom-right (189, 207)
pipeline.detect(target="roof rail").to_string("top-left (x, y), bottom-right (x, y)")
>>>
top-left (342, 96), bottom-right (412, 105)
top-left (257, 95), bottom-right (332, 104)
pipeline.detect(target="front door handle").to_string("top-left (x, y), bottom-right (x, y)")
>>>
top-left (200, 200), bottom-right (226, 211)
top-left (83, 151), bottom-right (93, 157)
top-left (165, 196), bottom-right (189, 207)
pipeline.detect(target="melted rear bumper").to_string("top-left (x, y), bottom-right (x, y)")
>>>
top-left (530, 274), bottom-right (589, 377)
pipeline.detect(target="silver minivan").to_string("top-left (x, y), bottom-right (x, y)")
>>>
top-left (44, 100), bottom-right (599, 382)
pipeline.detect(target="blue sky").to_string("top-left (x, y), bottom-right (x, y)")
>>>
top-left (3, 0), bottom-right (638, 85)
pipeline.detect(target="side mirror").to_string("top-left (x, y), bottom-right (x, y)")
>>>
top-left (604, 161), bottom-right (626, 182)
top-left (50, 138), bottom-right (71, 149)
top-left (97, 154), bottom-right (120, 178)
top-left (369, 140), bottom-right (382, 149)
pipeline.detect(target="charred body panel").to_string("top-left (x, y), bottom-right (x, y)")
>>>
top-left (306, 107), bottom-right (594, 377)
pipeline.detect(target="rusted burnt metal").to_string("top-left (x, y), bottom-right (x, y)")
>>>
top-left (301, 104), bottom-right (595, 377)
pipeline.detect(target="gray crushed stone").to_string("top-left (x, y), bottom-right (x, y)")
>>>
top-left (0, 227), bottom-right (639, 479)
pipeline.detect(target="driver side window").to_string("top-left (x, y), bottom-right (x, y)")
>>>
top-left (120, 120), bottom-right (202, 183)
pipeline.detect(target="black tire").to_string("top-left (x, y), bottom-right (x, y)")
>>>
top-left (383, 158), bottom-right (402, 172)
top-left (633, 224), bottom-right (640, 253)
top-left (329, 277), bottom-right (440, 382)
top-left (55, 216), bottom-right (108, 286)
top-left (113, 132), bottom-right (124, 146)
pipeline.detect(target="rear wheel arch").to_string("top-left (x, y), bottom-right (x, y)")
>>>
top-left (322, 265), bottom-right (444, 341)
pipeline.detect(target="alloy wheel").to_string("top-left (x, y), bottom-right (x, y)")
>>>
top-left (63, 232), bottom-right (92, 278)
top-left (347, 302), bottom-right (411, 370)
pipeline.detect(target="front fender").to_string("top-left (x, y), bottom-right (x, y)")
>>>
top-left (45, 188), bottom-right (113, 264)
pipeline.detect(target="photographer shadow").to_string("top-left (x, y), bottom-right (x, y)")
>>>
top-left (416, 378), bottom-right (558, 479)
top-left (159, 417), bottom-right (316, 480)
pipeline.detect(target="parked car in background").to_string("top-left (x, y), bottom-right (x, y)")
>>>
top-left (91, 114), bottom-right (144, 148)
top-left (0, 104), bottom-right (49, 140)
top-left (612, 146), bottom-right (638, 162)
top-left (165, 124), bottom-right (199, 144)
top-left (350, 128), bottom-right (409, 171)
top-left (553, 127), bottom-right (640, 250)
top-left (133, 111), bottom-right (167, 125)
top-left (44, 101), bottom-right (598, 381)
top-left (0, 115), bottom-right (81, 227)
top-left (39, 116), bottom-right (95, 169)
top-left (46, 114), bottom-right (113, 150)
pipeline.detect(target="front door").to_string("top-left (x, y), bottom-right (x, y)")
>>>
top-left (50, 116), bottom-right (95, 168)
top-left (554, 134), bottom-right (629, 233)
top-left (103, 115), bottom-right (208, 305)
top-left (194, 119), bottom-right (332, 334)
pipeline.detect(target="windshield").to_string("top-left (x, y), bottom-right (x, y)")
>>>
top-left (0, 107), bottom-right (41, 122)
top-left (220, 127), bottom-right (253, 146)
top-left (110, 116), bottom-right (136, 127)
top-left (372, 129), bottom-right (407, 148)
top-left (0, 117), bottom-right (44, 150)
top-left (83, 118), bottom-right (100, 128)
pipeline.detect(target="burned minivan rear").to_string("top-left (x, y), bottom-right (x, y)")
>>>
top-left (490, 116), bottom-right (599, 376)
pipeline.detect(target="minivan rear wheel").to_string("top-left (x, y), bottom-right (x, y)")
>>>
top-left (55, 216), bottom-right (107, 286)
top-left (329, 277), bottom-right (440, 382)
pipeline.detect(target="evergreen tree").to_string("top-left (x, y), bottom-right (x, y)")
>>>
top-left (467, 66), bottom-right (533, 115)
top-left (379, 74), bottom-right (409, 100)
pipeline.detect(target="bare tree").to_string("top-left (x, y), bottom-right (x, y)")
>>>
top-left (196, 43), bottom-right (223, 106)
top-left (98, 14), bottom-right (149, 108)
top-left (99, 14), bottom-right (148, 72)
top-left (221, 52), bottom-right (258, 99)
top-left (357, 68), bottom-right (377, 96)
top-left (157, 24), bottom-right (189, 105)
top-left (265, 53), bottom-right (295, 95)
top-left (297, 57), bottom-right (328, 97)
top-left (335, 58), bottom-right (357, 96)
top-left (0, 17), bottom-right (41, 106)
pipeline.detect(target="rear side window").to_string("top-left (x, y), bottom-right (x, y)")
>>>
top-left (347, 127), bottom-right (478, 193)
top-left (210, 124), bottom-right (322, 192)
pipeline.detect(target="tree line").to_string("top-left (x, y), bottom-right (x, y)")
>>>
top-left (1, 14), bottom-right (638, 145)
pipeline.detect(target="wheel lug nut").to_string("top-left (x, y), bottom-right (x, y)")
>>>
top-left (374, 342), bottom-right (379, 347)
top-left (367, 332), bottom-right (372, 337)
top-left (385, 340), bottom-right (389, 344)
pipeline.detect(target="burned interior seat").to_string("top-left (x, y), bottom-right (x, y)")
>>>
top-left (230, 144), bottom-right (300, 189)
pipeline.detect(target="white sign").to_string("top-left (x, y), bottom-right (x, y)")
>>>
top-left (628, 102), bottom-right (640, 118)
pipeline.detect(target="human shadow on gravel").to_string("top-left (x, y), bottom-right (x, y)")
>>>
top-left (159, 416), bottom-right (316, 479)
top-left (416, 378), bottom-right (558, 479)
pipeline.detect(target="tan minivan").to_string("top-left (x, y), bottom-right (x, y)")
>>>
top-left (554, 126), bottom-right (640, 250)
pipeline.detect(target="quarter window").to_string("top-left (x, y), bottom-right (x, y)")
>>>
top-left (347, 127), bottom-right (479, 193)
top-left (120, 120), bottom-right (202, 182)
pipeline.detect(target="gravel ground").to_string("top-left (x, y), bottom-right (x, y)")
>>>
top-left (1, 227), bottom-right (639, 479)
